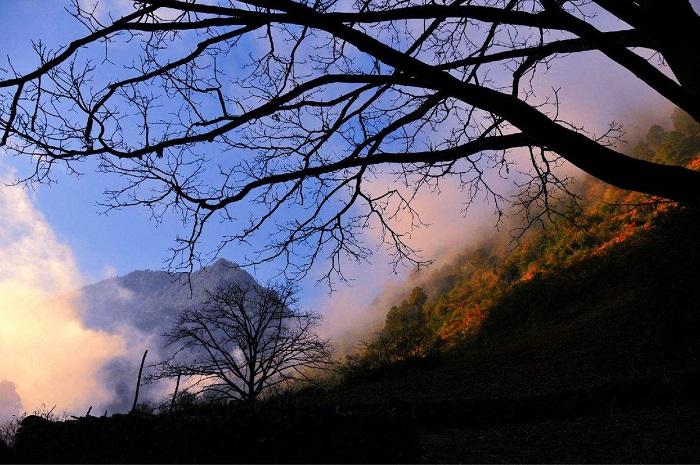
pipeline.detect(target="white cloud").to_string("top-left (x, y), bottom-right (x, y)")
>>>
top-left (0, 175), bottom-right (125, 414)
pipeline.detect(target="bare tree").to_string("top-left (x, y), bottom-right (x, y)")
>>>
top-left (0, 0), bottom-right (698, 282)
top-left (151, 281), bottom-right (332, 407)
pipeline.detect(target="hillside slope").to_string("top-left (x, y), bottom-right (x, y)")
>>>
top-left (339, 205), bottom-right (700, 403)
top-left (327, 111), bottom-right (700, 461)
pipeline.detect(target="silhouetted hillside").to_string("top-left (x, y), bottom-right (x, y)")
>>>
top-left (11, 406), bottom-right (419, 463)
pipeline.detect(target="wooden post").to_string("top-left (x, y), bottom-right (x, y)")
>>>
top-left (130, 349), bottom-right (148, 414)
top-left (169, 374), bottom-right (181, 414)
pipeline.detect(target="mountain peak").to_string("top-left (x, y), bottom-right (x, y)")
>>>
top-left (207, 258), bottom-right (237, 269)
top-left (81, 258), bottom-right (254, 333)
top-left (79, 258), bottom-right (257, 412)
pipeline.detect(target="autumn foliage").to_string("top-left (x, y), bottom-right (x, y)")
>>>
top-left (346, 109), bottom-right (700, 362)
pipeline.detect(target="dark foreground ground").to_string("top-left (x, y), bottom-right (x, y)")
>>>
top-left (421, 399), bottom-right (700, 463)
top-left (2, 372), bottom-right (698, 463)
top-left (0, 378), bottom-right (697, 463)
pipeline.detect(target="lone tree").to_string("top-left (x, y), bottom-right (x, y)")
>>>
top-left (0, 0), bottom-right (699, 280)
top-left (152, 281), bottom-right (332, 406)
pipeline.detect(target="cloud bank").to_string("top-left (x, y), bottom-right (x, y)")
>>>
top-left (0, 177), bottom-right (124, 416)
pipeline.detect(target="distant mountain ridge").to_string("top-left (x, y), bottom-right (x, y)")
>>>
top-left (77, 258), bottom-right (256, 413)
top-left (80, 258), bottom-right (254, 333)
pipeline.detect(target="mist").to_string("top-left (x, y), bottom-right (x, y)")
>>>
top-left (313, 43), bottom-right (679, 356)
top-left (313, 119), bottom-right (658, 356)
top-left (315, 175), bottom-right (499, 354)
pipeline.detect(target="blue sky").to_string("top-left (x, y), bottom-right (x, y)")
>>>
top-left (0, 2), bottom-right (178, 277)
top-left (0, 1), bottom-right (384, 312)
top-left (0, 1), bottom-right (273, 284)
top-left (0, 0), bottom-right (686, 312)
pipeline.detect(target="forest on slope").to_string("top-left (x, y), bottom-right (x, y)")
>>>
top-left (324, 110), bottom-right (700, 462)
top-left (343, 108), bottom-right (700, 373)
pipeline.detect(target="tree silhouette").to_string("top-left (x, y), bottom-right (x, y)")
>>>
top-left (0, 0), bottom-right (698, 280)
top-left (151, 281), bottom-right (332, 407)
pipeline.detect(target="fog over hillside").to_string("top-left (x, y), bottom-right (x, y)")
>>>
top-left (79, 259), bottom-right (255, 413)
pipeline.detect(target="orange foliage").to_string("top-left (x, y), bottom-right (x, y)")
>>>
top-left (688, 156), bottom-right (700, 171)
top-left (520, 264), bottom-right (541, 282)
top-left (378, 114), bottom-right (699, 348)
top-left (437, 303), bottom-right (488, 340)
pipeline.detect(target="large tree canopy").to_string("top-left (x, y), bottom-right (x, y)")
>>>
top-left (151, 281), bottom-right (331, 406)
top-left (0, 0), bottom-right (698, 280)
